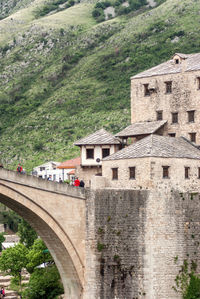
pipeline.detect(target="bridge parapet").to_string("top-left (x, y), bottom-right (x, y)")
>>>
top-left (0, 168), bottom-right (85, 199)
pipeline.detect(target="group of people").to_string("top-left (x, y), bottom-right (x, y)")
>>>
top-left (17, 164), bottom-right (25, 174)
top-left (74, 177), bottom-right (85, 187)
top-left (16, 164), bottom-right (85, 187)
top-left (0, 287), bottom-right (5, 298)
top-left (47, 175), bottom-right (85, 187)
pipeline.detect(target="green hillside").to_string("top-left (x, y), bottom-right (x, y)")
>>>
top-left (0, 0), bottom-right (200, 171)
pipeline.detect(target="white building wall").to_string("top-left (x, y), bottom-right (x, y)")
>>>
top-left (33, 162), bottom-right (75, 182)
top-left (81, 145), bottom-right (115, 166)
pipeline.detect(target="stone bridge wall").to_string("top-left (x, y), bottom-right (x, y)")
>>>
top-left (85, 189), bottom-right (200, 299)
top-left (0, 168), bottom-right (85, 199)
top-left (0, 168), bottom-right (86, 299)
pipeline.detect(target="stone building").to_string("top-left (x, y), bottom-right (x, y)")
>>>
top-left (57, 157), bottom-right (80, 182)
top-left (131, 53), bottom-right (200, 145)
top-left (75, 52), bottom-right (200, 190)
top-left (74, 128), bottom-right (122, 186)
top-left (102, 134), bottom-right (200, 192)
top-left (77, 54), bottom-right (200, 299)
top-left (115, 119), bottom-right (166, 143)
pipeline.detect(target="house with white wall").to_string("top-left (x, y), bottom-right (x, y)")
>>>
top-left (32, 161), bottom-right (61, 181)
top-left (57, 157), bottom-right (80, 182)
top-left (74, 128), bottom-right (122, 186)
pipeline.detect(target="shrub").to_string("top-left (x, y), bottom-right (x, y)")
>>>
top-left (23, 266), bottom-right (64, 299)
top-left (69, 0), bottom-right (75, 6)
top-left (92, 8), bottom-right (102, 18)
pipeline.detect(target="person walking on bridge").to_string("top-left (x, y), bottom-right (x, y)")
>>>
top-left (17, 164), bottom-right (23, 173)
top-left (74, 177), bottom-right (80, 187)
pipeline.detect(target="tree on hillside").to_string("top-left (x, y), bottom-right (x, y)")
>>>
top-left (18, 218), bottom-right (37, 248)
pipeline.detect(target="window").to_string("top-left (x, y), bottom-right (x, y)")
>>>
top-left (144, 84), bottom-right (150, 96)
top-left (175, 59), bottom-right (179, 64)
top-left (102, 148), bottom-right (110, 158)
top-left (129, 167), bottom-right (136, 179)
top-left (40, 167), bottom-right (45, 171)
top-left (189, 132), bottom-right (196, 143)
top-left (156, 110), bottom-right (163, 121)
top-left (53, 174), bottom-right (56, 181)
top-left (198, 168), bottom-right (200, 179)
top-left (185, 167), bottom-right (190, 179)
top-left (86, 148), bottom-right (94, 159)
top-left (168, 133), bottom-right (176, 137)
top-left (197, 77), bottom-right (200, 89)
top-left (162, 166), bottom-right (169, 178)
top-left (112, 168), bottom-right (118, 180)
top-left (172, 112), bottom-right (178, 124)
top-left (187, 110), bottom-right (195, 123)
top-left (165, 81), bottom-right (172, 93)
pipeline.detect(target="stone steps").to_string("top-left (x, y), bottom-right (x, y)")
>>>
top-left (4, 289), bottom-right (18, 298)
top-left (0, 271), bottom-right (29, 298)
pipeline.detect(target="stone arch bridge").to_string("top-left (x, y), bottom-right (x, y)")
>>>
top-left (0, 168), bottom-right (197, 299)
top-left (0, 168), bottom-right (87, 299)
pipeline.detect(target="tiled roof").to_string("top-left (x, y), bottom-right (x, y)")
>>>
top-left (131, 53), bottom-right (200, 79)
top-left (74, 128), bottom-right (121, 146)
top-left (57, 157), bottom-right (80, 169)
top-left (103, 135), bottom-right (200, 161)
top-left (115, 120), bottom-right (167, 137)
top-left (68, 170), bottom-right (75, 175)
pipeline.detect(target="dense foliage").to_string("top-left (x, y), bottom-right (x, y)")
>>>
top-left (18, 218), bottom-right (38, 248)
top-left (26, 238), bottom-right (52, 273)
top-left (34, 0), bottom-right (76, 18)
top-left (2, 209), bottom-right (21, 232)
top-left (92, 0), bottom-right (147, 22)
top-left (0, 243), bottom-right (28, 279)
top-left (173, 259), bottom-right (200, 299)
top-left (185, 274), bottom-right (200, 299)
top-left (0, 233), bottom-right (5, 251)
top-left (23, 266), bottom-right (64, 299)
top-left (0, 238), bottom-right (64, 298)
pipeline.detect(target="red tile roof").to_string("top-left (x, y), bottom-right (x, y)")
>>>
top-left (57, 157), bottom-right (80, 169)
top-left (68, 170), bottom-right (75, 175)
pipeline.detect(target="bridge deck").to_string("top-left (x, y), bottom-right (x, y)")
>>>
top-left (0, 168), bottom-right (86, 199)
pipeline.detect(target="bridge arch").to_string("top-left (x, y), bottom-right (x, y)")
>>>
top-left (0, 181), bottom-right (86, 299)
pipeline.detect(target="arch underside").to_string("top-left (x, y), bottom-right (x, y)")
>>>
top-left (0, 187), bottom-right (84, 299)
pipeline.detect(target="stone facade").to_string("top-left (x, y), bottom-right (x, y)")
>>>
top-left (76, 165), bottom-right (101, 188)
top-left (131, 55), bottom-right (200, 145)
top-left (102, 157), bottom-right (200, 192)
top-left (85, 189), bottom-right (200, 299)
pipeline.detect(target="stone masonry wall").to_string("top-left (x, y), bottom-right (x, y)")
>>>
top-left (102, 157), bottom-right (200, 192)
top-left (131, 70), bottom-right (200, 145)
top-left (85, 188), bottom-right (200, 299)
top-left (85, 189), bottom-right (147, 299)
top-left (76, 165), bottom-right (100, 187)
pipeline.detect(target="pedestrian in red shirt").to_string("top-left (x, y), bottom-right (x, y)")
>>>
top-left (74, 177), bottom-right (80, 187)
top-left (17, 164), bottom-right (22, 173)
